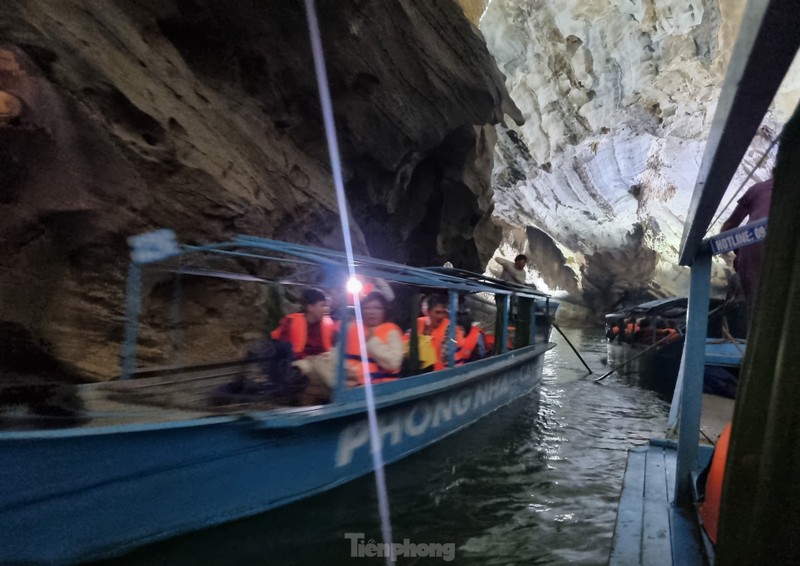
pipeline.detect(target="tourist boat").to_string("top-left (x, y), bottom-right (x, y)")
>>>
top-left (609, 1), bottom-right (800, 562)
top-left (0, 232), bottom-right (556, 565)
top-left (604, 296), bottom-right (745, 397)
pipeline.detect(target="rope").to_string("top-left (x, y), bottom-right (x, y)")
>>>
top-left (705, 134), bottom-right (779, 235)
top-left (720, 317), bottom-right (745, 354)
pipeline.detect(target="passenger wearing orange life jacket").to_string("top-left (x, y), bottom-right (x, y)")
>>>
top-left (620, 317), bottom-right (639, 343)
top-left (345, 292), bottom-right (404, 386)
top-left (455, 307), bottom-right (486, 363)
top-left (606, 321), bottom-right (621, 341)
top-left (271, 288), bottom-right (334, 359)
top-left (654, 320), bottom-right (681, 343)
top-left (459, 324), bottom-right (488, 362)
top-left (418, 295), bottom-right (464, 371)
top-left (483, 332), bottom-right (496, 353)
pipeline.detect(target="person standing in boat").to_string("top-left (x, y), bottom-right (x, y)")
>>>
top-left (271, 288), bottom-right (335, 360)
top-left (720, 176), bottom-right (774, 318)
top-left (493, 254), bottom-right (536, 350)
top-left (494, 254), bottom-right (528, 285)
top-left (345, 292), bottom-right (404, 386)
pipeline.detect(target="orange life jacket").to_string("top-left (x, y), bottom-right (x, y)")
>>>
top-left (345, 322), bottom-right (402, 384)
top-left (460, 326), bottom-right (485, 362)
top-left (698, 423), bottom-right (732, 544)
top-left (417, 317), bottom-right (463, 370)
top-left (271, 313), bottom-right (334, 357)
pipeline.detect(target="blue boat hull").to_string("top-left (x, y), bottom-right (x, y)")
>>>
top-left (0, 342), bottom-right (552, 564)
top-left (608, 339), bottom-right (743, 397)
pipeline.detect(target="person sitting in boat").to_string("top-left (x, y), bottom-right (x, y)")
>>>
top-left (655, 319), bottom-right (681, 343)
top-left (606, 319), bottom-right (621, 341)
top-left (416, 294), bottom-right (464, 370)
top-left (401, 297), bottom-right (439, 373)
top-left (271, 288), bottom-right (335, 360)
top-left (620, 318), bottom-right (639, 343)
top-left (344, 292), bottom-right (404, 386)
top-left (632, 318), bottom-right (655, 344)
top-left (458, 310), bottom-right (488, 363)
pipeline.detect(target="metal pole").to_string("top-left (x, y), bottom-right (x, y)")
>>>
top-left (333, 311), bottom-right (350, 398)
top-left (408, 292), bottom-right (419, 373)
top-left (529, 299), bottom-right (537, 346)
top-left (501, 295), bottom-right (510, 354)
top-left (447, 290), bottom-right (458, 367)
top-left (553, 322), bottom-right (594, 374)
top-left (674, 249), bottom-right (712, 505)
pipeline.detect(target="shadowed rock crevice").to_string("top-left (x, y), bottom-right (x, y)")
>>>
top-left (348, 123), bottom-right (498, 271)
top-left (525, 226), bottom-right (579, 295)
top-left (579, 223), bottom-right (659, 316)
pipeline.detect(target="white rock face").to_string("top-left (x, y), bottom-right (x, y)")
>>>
top-left (480, 0), bottom-right (790, 315)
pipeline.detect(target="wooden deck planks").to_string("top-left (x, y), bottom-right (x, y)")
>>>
top-left (611, 442), bottom-right (709, 565)
top-left (641, 445), bottom-right (673, 565)
top-left (610, 446), bottom-right (647, 565)
top-left (671, 506), bottom-right (706, 566)
top-left (664, 447), bottom-right (677, 506)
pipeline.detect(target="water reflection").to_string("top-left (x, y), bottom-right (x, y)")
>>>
top-left (94, 328), bottom-right (668, 566)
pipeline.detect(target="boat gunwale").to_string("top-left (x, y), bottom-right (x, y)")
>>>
top-left (247, 341), bottom-right (555, 428)
top-left (0, 342), bottom-right (555, 440)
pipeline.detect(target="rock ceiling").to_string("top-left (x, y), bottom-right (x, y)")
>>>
top-left (479, 0), bottom-right (798, 314)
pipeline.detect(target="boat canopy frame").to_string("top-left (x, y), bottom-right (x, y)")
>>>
top-left (120, 232), bottom-right (553, 388)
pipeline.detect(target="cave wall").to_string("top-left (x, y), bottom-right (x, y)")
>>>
top-left (0, 0), bottom-right (519, 379)
top-left (481, 0), bottom-right (787, 318)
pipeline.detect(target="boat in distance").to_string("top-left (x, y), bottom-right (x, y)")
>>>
top-left (605, 296), bottom-right (745, 397)
top-left (0, 233), bottom-right (556, 564)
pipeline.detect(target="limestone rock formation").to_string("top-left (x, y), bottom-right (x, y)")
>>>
top-left (0, 0), bottom-right (519, 379)
top-left (481, 0), bottom-right (788, 316)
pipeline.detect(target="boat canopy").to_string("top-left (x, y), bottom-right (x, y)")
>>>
top-left (129, 231), bottom-right (550, 301)
top-left (120, 230), bottom-right (554, 383)
top-left (604, 297), bottom-right (688, 320)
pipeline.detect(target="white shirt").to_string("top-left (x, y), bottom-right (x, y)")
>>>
top-left (495, 257), bottom-right (526, 285)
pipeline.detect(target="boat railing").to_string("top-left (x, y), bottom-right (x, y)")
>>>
top-left (119, 230), bottom-right (554, 408)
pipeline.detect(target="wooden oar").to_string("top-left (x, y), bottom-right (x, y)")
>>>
top-left (552, 322), bottom-right (594, 374)
top-left (595, 302), bottom-right (729, 383)
top-left (594, 331), bottom-right (679, 382)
